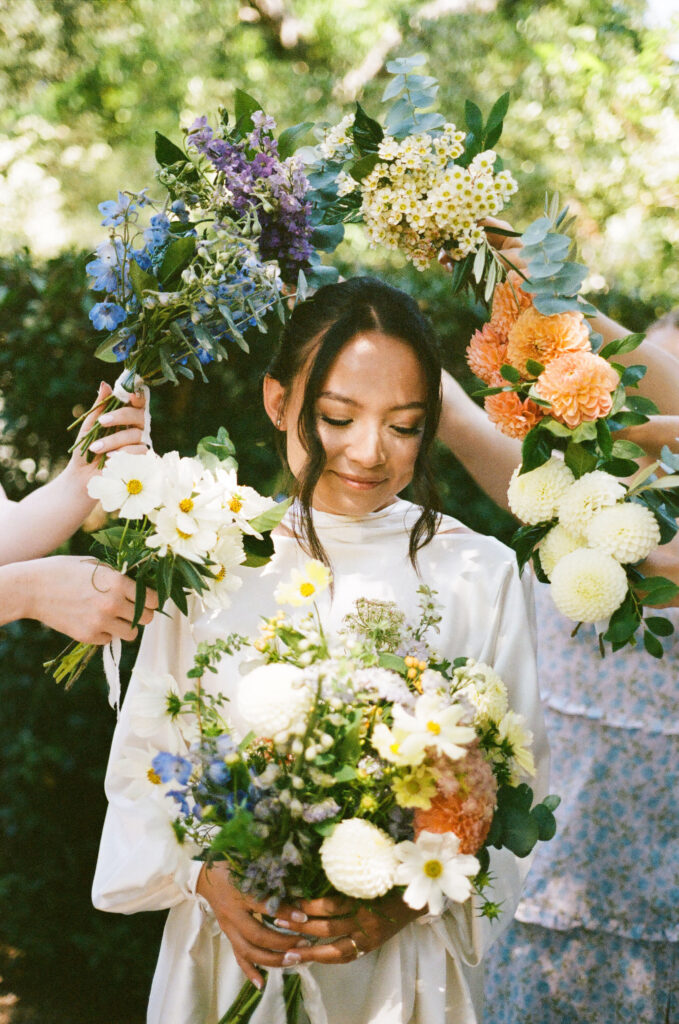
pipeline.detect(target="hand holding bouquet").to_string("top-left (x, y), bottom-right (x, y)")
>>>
top-left (47, 428), bottom-right (289, 697)
top-left (140, 569), bottom-right (557, 1023)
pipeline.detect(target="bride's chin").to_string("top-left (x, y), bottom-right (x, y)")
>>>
top-left (312, 481), bottom-right (397, 517)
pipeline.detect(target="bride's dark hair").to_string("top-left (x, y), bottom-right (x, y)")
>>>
top-left (267, 276), bottom-right (443, 568)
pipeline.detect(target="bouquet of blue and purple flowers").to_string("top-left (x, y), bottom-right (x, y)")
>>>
top-left (76, 92), bottom-right (338, 457)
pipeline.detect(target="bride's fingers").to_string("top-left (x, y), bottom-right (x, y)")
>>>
top-left (286, 935), bottom-right (359, 966)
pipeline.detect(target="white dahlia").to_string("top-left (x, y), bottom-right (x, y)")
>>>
top-left (538, 524), bottom-right (584, 579)
top-left (507, 457), bottom-right (575, 525)
top-left (320, 819), bottom-right (398, 899)
top-left (557, 471), bottom-right (626, 542)
top-left (236, 663), bottom-right (314, 742)
top-left (550, 548), bottom-right (628, 623)
top-left (586, 502), bottom-right (661, 564)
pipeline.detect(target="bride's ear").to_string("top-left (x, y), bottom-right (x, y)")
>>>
top-left (263, 374), bottom-right (286, 430)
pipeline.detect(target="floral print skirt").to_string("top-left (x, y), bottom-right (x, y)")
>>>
top-left (483, 921), bottom-right (676, 1024)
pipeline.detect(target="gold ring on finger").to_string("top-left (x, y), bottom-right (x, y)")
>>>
top-left (349, 937), bottom-right (365, 959)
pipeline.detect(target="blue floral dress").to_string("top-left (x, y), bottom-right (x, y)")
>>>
top-left (484, 583), bottom-right (678, 1024)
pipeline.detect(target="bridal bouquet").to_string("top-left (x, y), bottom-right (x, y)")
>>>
top-left (300, 53), bottom-right (518, 295)
top-left (47, 428), bottom-right (289, 692)
top-left (75, 92), bottom-right (336, 458)
top-left (465, 200), bottom-right (679, 655)
top-left (148, 569), bottom-right (558, 1023)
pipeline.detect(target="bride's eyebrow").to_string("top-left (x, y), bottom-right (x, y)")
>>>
top-left (318, 391), bottom-right (426, 412)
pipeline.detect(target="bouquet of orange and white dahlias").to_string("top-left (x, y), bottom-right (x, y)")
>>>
top-left (142, 571), bottom-right (558, 1024)
top-left (465, 200), bottom-right (679, 656)
top-left (47, 428), bottom-right (289, 693)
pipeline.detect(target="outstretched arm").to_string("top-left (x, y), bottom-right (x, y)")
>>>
top-left (0, 382), bottom-right (147, 564)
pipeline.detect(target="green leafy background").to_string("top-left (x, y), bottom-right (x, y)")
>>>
top-left (0, 0), bottom-right (677, 1019)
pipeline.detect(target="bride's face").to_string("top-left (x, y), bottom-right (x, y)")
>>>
top-left (266, 330), bottom-right (428, 517)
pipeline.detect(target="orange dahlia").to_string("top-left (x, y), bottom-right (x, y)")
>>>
top-left (535, 351), bottom-right (620, 429)
top-left (506, 305), bottom-right (591, 377)
top-left (466, 322), bottom-right (508, 386)
top-left (484, 390), bottom-right (545, 439)
top-left (414, 744), bottom-right (497, 856)
top-left (490, 270), bottom-right (534, 340)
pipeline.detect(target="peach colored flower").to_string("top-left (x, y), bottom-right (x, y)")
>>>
top-left (535, 351), bottom-right (620, 429)
top-left (414, 744), bottom-right (497, 855)
top-left (466, 322), bottom-right (508, 386)
top-left (506, 305), bottom-right (591, 377)
top-left (485, 390), bottom-right (545, 439)
top-left (490, 270), bottom-right (534, 340)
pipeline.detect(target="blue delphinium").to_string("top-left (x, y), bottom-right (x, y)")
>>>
top-left (89, 301), bottom-right (127, 332)
top-left (152, 751), bottom-right (192, 786)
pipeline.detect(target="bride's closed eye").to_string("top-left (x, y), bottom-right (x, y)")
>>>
top-left (319, 414), bottom-right (352, 427)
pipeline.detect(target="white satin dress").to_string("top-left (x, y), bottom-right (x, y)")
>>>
top-left (92, 500), bottom-right (549, 1024)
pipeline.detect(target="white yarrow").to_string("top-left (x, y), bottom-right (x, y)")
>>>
top-left (507, 458), bottom-right (575, 525)
top-left (550, 547), bottom-right (628, 623)
top-left (320, 819), bottom-right (398, 898)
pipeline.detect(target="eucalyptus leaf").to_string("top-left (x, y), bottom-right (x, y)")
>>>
top-left (385, 53), bottom-right (427, 73)
top-left (521, 217), bottom-right (551, 246)
top-left (382, 74), bottom-right (406, 101)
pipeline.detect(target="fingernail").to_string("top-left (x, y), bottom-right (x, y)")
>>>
top-left (290, 910), bottom-right (308, 923)
top-left (253, 977), bottom-right (263, 991)
top-left (282, 952), bottom-right (301, 966)
top-left (98, 413), bottom-right (113, 425)
top-left (274, 919), bottom-right (290, 929)
top-left (295, 939), bottom-right (312, 948)
top-left (89, 440), bottom-right (104, 452)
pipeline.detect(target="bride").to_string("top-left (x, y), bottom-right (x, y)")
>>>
top-left (93, 276), bottom-right (548, 1024)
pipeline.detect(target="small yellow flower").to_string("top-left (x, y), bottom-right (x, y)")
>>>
top-left (392, 765), bottom-right (439, 810)
top-left (274, 559), bottom-right (332, 607)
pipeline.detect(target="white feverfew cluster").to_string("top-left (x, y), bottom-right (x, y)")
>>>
top-left (358, 127), bottom-right (517, 270)
top-left (319, 114), bottom-right (356, 160)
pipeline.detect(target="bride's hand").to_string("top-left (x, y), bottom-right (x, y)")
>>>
top-left (271, 892), bottom-right (424, 966)
top-left (196, 863), bottom-right (314, 990)
top-left (68, 380), bottom-right (148, 471)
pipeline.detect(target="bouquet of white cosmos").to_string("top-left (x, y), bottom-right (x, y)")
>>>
top-left (47, 427), bottom-right (289, 697)
top-left (143, 565), bottom-right (558, 1024)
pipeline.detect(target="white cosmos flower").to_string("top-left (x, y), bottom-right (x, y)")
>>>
top-left (394, 830), bottom-right (480, 914)
top-left (393, 694), bottom-right (475, 763)
top-left (111, 746), bottom-right (174, 802)
top-left (201, 527), bottom-right (246, 610)
top-left (146, 507), bottom-right (218, 562)
top-left (275, 559), bottom-right (332, 607)
top-left (237, 662), bottom-right (315, 742)
top-left (213, 467), bottom-right (278, 534)
top-left (320, 819), bottom-right (398, 898)
top-left (550, 547), bottom-right (628, 623)
top-left (87, 451), bottom-right (163, 519)
top-left (507, 457), bottom-right (574, 525)
top-left (128, 670), bottom-right (183, 738)
top-left (372, 721), bottom-right (422, 767)
top-left (154, 452), bottom-right (224, 532)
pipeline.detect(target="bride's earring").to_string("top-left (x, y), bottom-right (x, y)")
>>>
top-left (276, 412), bottom-right (283, 429)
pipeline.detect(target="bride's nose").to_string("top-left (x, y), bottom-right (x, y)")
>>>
top-left (345, 422), bottom-right (386, 467)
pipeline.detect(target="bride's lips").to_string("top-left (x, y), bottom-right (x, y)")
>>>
top-left (331, 471), bottom-right (387, 491)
